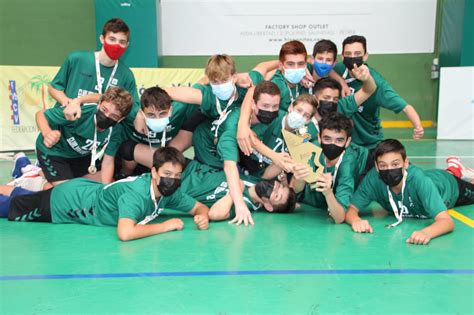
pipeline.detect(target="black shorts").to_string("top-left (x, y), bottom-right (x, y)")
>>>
top-left (453, 175), bottom-right (474, 207)
top-left (181, 110), bottom-right (208, 132)
top-left (37, 149), bottom-right (101, 182)
top-left (8, 188), bottom-right (53, 222)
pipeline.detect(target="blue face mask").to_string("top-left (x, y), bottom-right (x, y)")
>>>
top-left (283, 68), bottom-right (306, 84)
top-left (313, 61), bottom-right (333, 77)
top-left (211, 80), bottom-right (235, 101)
top-left (287, 110), bottom-right (306, 129)
top-left (146, 116), bottom-right (169, 133)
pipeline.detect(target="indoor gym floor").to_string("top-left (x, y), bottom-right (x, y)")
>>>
top-left (0, 130), bottom-right (473, 314)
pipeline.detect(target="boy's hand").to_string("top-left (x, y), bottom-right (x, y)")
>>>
top-left (341, 81), bottom-right (351, 97)
top-left (300, 68), bottom-right (315, 89)
top-left (164, 218), bottom-right (184, 232)
top-left (134, 113), bottom-right (148, 135)
top-left (64, 98), bottom-right (82, 121)
top-left (292, 163), bottom-right (310, 180)
top-left (351, 64), bottom-right (370, 82)
top-left (194, 214), bottom-right (209, 230)
top-left (406, 230), bottom-right (430, 245)
top-left (236, 73), bottom-right (253, 88)
top-left (237, 124), bottom-right (255, 156)
top-left (229, 205), bottom-right (254, 226)
top-left (43, 130), bottom-right (61, 148)
top-left (273, 152), bottom-right (294, 173)
top-left (314, 173), bottom-right (333, 196)
top-left (351, 219), bottom-right (373, 233)
top-left (413, 126), bottom-right (424, 140)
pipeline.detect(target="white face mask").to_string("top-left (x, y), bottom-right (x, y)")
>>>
top-left (283, 67), bottom-right (306, 84)
top-left (210, 80), bottom-right (235, 101)
top-left (145, 116), bottom-right (169, 133)
top-left (287, 111), bottom-right (306, 129)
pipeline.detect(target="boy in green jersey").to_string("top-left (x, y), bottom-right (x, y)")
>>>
top-left (50, 18), bottom-right (139, 118)
top-left (333, 35), bottom-right (423, 148)
top-left (6, 147), bottom-right (210, 241)
top-left (119, 87), bottom-right (196, 176)
top-left (35, 87), bottom-right (132, 186)
top-left (291, 112), bottom-right (371, 224)
top-left (345, 139), bottom-right (474, 245)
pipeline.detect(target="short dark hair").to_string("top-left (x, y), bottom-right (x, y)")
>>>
top-left (253, 81), bottom-right (281, 103)
top-left (319, 112), bottom-right (353, 138)
top-left (312, 39), bottom-right (338, 59)
top-left (273, 188), bottom-right (297, 213)
top-left (141, 86), bottom-right (172, 111)
top-left (102, 18), bottom-right (130, 40)
top-left (313, 77), bottom-right (342, 96)
top-left (279, 40), bottom-right (307, 62)
top-left (342, 35), bottom-right (367, 54)
top-left (152, 147), bottom-right (186, 170)
top-left (374, 139), bottom-right (407, 162)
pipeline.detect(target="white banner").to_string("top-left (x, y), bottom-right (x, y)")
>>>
top-left (160, 0), bottom-right (437, 55)
top-left (437, 67), bottom-right (474, 140)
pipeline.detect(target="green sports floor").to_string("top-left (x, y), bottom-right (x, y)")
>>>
top-left (0, 130), bottom-right (473, 314)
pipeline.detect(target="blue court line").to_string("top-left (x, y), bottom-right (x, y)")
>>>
top-left (1, 269), bottom-right (473, 281)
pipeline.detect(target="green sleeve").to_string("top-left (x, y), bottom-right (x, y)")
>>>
top-left (415, 176), bottom-right (448, 218)
top-left (105, 124), bottom-right (124, 156)
top-left (248, 70), bottom-right (264, 85)
top-left (333, 62), bottom-right (346, 76)
top-left (333, 159), bottom-right (356, 210)
top-left (195, 84), bottom-right (215, 116)
top-left (217, 111), bottom-right (239, 162)
top-left (44, 106), bottom-right (75, 128)
top-left (350, 169), bottom-right (379, 211)
top-left (337, 95), bottom-right (359, 117)
top-left (117, 193), bottom-right (147, 222)
top-left (372, 71), bottom-right (407, 113)
top-left (50, 54), bottom-right (72, 91)
top-left (165, 188), bottom-right (197, 213)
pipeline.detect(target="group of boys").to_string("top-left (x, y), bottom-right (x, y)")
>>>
top-left (1, 18), bottom-right (472, 245)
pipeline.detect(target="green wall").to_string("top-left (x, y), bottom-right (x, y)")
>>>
top-left (0, 0), bottom-right (438, 122)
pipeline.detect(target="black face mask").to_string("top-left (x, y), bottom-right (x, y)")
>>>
top-left (343, 56), bottom-right (364, 71)
top-left (158, 177), bottom-right (181, 196)
top-left (317, 100), bottom-right (338, 117)
top-left (378, 168), bottom-right (404, 187)
top-left (321, 143), bottom-right (345, 160)
top-left (255, 180), bottom-right (275, 199)
top-left (96, 110), bottom-right (117, 129)
top-left (256, 109), bottom-right (278, 125)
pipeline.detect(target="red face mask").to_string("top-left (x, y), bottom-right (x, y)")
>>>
top-left (103, 41), bottom-right (126, 60)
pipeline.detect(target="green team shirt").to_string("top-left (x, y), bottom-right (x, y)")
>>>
top-left (36, 104), bottom-right (123, 158)
top-left (121, 101), bottom-right (197, 146)
top-left (180, 161), bottom-right (261, 211)
top-left (351, 165), bottom-right (457, 219)
top-left (334, 63), bottom-right (408, 149)
top-left (270, 69), bottom-right (310, 112)
top-left (192, 108), bottom-right (241, 169)
top-left (298, 146), bottom-right (359, 210)
top-left (51, 51), bottom-right (139, 107)
top-left (195, 70), bottom-right (263, 119)
top-left (50, 174), bottom-right (197, 226)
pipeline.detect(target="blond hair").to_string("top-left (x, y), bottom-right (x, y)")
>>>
top-left (205, 54), bottom-right (236, 82)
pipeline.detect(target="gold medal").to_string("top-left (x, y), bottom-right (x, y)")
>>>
top-left (213, 137), bottom-right (218, 145)
top-left (88, 165), bottom-right (97, 174)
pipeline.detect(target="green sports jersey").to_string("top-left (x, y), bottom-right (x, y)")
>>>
top-left (121, 101), bottom-right (197, 146)
top-left (180, 160), bottom-right (261, 211)
top-left (36, 104), bottom-right (123, 158)
top-left (50, 174), bottom-right (197, 226)
top-left (51, 51), bottom-right (139, 107)
top-left (270, 69), bottom-right (310, 112)
top-left (298, 146), bottom-right (359, 210)
top-left (334, 63), bottom-right (408, 148)
top-left (351, 165), bottom-right (456, 219)
top-left (192, 108), bottom-right (241, 169)
top-left (196, 70), bottom-right (264, 119)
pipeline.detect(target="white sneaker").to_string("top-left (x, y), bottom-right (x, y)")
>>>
top-left (446, 156), bottom-right (474, 181)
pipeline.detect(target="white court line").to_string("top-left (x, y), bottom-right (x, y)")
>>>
top-left (410, 156), bottom-right (474, 159)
